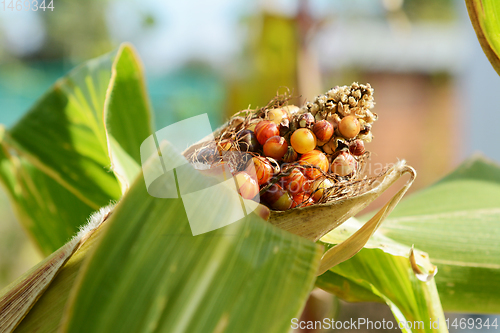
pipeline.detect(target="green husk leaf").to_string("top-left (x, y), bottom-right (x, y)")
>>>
top-left (0, 206), bottom-right (112, 333)
top-left (11, 148), bottom-right (322, 333)
top-left (0, 240), bottom-right (79, 333)
top-left (12, 208), bottom-right (111, 333)
top-left (0, 43), bottom-right (152, 253)
top-left (59, 155), bottom-right (322, 333)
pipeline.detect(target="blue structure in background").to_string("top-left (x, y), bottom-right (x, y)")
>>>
top-left (148, 65), bottom-right (226, 131)
top-left (0, 62), bottom-right (226, 132)
top-left (0, 62), bottom-right (68, 127)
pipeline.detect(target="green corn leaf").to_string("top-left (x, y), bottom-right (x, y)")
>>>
top-left (466, 0), bottom-right (500, 76)
top-left (11, 151), bottom-right (322, 333)
top-left (0, 44), bottom-right (152, 253)
top-left (318, 218), bottom-right (447, 333)
top-left (5, 50), bottom-right (121, 208)
top-left (0, 129), bottom-right (95, 255)
top-left (378, 155), bottom-right (500, 313)
top-left (104, 44), bottom-right (153, 192)
top-left (60, 163), bottom-right (322, 333)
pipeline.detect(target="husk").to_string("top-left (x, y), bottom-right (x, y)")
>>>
top-left (315, 163), bottom-right (416, 275)
top-left (183, 86), bottom-right (414, 238)
top-left (183, 85), bottom-right (417, 274)
top-left (0, 206), bottom-right (112, 333)
top-left (0, 240), bottom-right (80, 333)
top-left (268, 161), bottom-right (415, 242)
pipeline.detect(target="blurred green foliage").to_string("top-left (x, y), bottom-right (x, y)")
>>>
top-left (227, 13), bottom-right (298, 116)
top-left (404, 0), bottom-right (456, 22)
top-left (37, 0), bottom-right (112, 60)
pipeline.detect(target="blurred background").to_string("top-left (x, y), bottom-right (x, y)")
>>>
top-left (0, 0), bottom-right (499, 332)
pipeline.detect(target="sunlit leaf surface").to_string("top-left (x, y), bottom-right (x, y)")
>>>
top-left (13, 158), bottom-right (322, 333)
top-left (318, 218), bottom-right (447, 333)
top-left (0, 44), bottom-right (152, 253)
top-left (466, 0), bottom-right (500, 75)
top-left (379, 156), bottom-right (500, 313)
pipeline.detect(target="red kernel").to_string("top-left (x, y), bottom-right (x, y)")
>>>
top-left (255, 121), bottom-right (279, 145)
